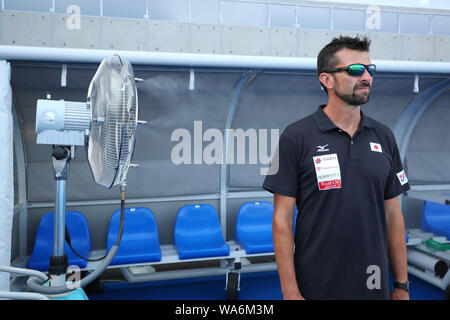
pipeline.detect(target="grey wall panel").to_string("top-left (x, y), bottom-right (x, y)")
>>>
top-left (125, 160), bottom-right (221, 197)
top-left (232, 72), bottom-right (324, 132)
top-left (11, 63), bottom-right (96, 165)
top-left (362, 76), bottom-right (444, 131)
top-left (360, 76), bottom-right (441, 131)
top-left (298, 30), bottom-right (333, 57)
top-left (229, 165), bottom-right (269, 191)
top-left (1, 10), bottom-right (449, 62)
top-left (12, 62), bottom-right (243, 201)
top-left (27, 161), bottom-right (105, 203)
top-left (401, 196), bottom-right (424, 229)
top-left (13, 148), bottom-right (19, 206)
top-left (54, 15), bottom-right (102, 49)
top-left (229, 72), bottom-right (325, 189)
top-left (101, 18), bottom-right (147, 51)
top-left (406, 90), bottom-right (450, 183)
top-left (406, 152), bottom-right (450, 183)
top-left (190, 24), bottom-right (222, 54)
top-left (128, 69), bottom-right (239, 197)
top-left (368, 33), bottom-right (402, 60)
top-left (435, 36), bottom-right (450, 62)
top-left (402, 35), bottom-right (435, 61)
top-left (148, 22), bottom-right (190, 53)
top-left (222, 26), bottom-right (270, 56)
top-left (11, 213), bottom-right (20, 262)
top-left (270, 28), bottom-right (298, 57)
top-left (0, 11), bottom-right (53, 46)
top-left (132, 69), bottom-right (238, 160)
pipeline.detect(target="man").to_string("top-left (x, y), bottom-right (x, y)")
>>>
top-left (263, 35), bottom-right (410, 300)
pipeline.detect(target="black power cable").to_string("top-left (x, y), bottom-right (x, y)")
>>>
top-left (64, 190), bottom-right (126, 262)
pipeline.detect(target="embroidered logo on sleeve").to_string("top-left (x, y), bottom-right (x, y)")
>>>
top-left (313, 153), bottom-right (342, 191)
top-left (370, 142), bottom-right (382, 153)
top-left (396, 170), bottom-right (408, 186)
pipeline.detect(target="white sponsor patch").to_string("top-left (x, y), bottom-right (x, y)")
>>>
top-left (313, 153), bottom-right (342, 191)
top-left (370, 142), bottom-right (382, 153)
top-left (396, 170), bottom-right (408, 186)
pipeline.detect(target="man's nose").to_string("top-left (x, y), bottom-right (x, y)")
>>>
top-left (360, 67), bottom-right (373, 82)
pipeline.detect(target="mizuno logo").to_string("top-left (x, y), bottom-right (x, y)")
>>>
top-left (316, 144), bottom-right (329, 152)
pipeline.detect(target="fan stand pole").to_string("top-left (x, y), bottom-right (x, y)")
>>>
top-left (49, 146), bottom-right (72, 287)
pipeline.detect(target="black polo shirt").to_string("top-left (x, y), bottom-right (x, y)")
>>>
top-left (263, 105), bottom-right (410, 300)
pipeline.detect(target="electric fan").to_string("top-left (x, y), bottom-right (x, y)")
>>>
top-left (26, 55), bottom-right (145, 295)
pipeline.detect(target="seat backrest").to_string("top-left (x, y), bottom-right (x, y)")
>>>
top-left (421, 200), bottom-right (450, 237)
top-left (235, 201), bottom-right (274, 244)
top-left (174, 204), bottom-right (225, 248)
top-left (27, 211), bottom-right (90, 271)
top-left (107, 207), bottom-right (161, 264)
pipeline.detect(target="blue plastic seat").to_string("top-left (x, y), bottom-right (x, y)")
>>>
top-left (235, 201), bottom-right (274, 254)
top-left (27, 211), bottom-right (90, 271)
top-left (107, 207), bottom-right (161, 265)
top-left (421, 200), bottom-right (450, 240)
top-left (293, 207), bottom-right (298, 235)
top-left (174, 204), bottom-right (230, 259)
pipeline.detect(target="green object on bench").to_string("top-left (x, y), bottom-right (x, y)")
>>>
top-left (422, 238), bottom-right (450, 252)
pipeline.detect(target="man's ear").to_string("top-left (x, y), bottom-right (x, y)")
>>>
top-left (319, 73), bottom-right (334, 92)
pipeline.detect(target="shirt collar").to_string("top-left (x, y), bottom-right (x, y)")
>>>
top-left (313, 104), bottom-right (374, 133)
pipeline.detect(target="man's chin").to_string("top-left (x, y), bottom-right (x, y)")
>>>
top-left (339, 94), bottom-right (370, 106)
top-left (351, 92), bottom-right (370, 106)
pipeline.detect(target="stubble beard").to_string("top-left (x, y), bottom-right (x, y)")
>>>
top-left (335, 81), bottom-right (371, 106)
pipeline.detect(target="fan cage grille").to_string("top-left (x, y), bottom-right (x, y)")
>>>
top-left (87, 55), bottom-right (138, 188)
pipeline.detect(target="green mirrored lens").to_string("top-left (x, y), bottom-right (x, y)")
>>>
top-left (348, 65), bottom-right (365, 76)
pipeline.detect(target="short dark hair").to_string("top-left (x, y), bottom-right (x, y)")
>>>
top-left (317, 34), bottom-right (371, 93)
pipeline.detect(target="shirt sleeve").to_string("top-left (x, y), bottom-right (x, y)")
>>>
top-left (263, 133), bottom-right (299, 198)
top-left (384, 138), bottom-right (411, 200)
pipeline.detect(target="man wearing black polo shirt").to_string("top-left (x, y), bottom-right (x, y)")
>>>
top-left (263, 35), bottom-right (410, 300)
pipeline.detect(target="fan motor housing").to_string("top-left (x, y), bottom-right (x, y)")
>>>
top-left (36, 99), bottom-right (90, 146)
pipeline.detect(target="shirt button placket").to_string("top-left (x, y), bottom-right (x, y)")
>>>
top-left (350, 138), bottom-right (355, 162)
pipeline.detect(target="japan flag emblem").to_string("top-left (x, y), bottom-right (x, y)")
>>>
top-left (370, 142), bottom-right (382, 153)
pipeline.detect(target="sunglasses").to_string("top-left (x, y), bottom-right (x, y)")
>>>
top-left (322, 64), bottom-right (376, 77)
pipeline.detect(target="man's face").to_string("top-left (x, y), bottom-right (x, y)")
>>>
top-left (330, 48), bottom-right (373, 106)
